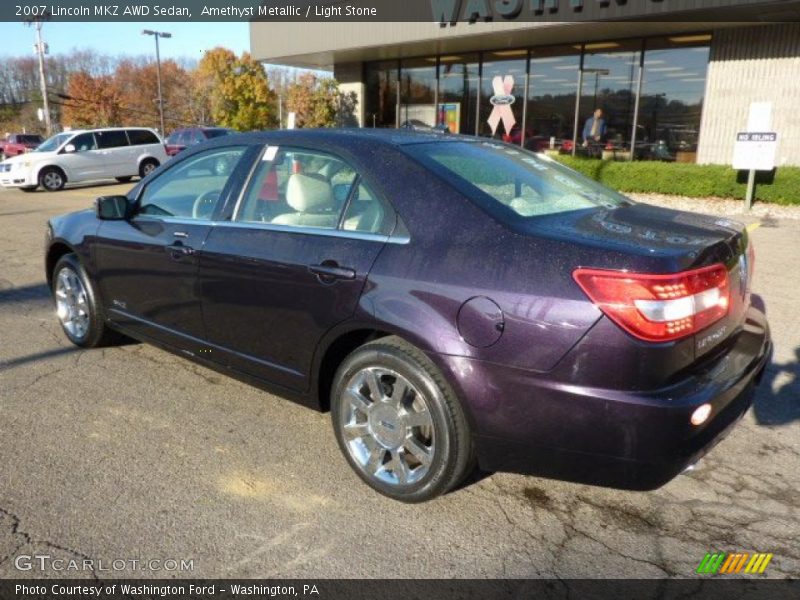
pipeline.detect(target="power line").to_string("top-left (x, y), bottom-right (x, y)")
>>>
top-left (50, 90), bottom-right (206, 129)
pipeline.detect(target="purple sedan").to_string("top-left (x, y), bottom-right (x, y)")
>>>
top-left (45, 130), bottom-right (771, 502)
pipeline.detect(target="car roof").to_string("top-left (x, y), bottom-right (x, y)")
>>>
top-left (222, 128), bottom-right (477, 149)
top-left (66, 127), bottom-right (156, 134)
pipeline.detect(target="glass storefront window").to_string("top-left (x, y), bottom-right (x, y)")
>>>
top-left (399, 58), bottom-right (438, 129)
top-left (579, 40), bottom-right (642, 158)
top-left (365, 60), bottom-right (399, 128)
top-left (639, 36), bottom-right (711, 163)
top-left (437, 54), bottom-right (480, 135)
top-left (479, 50), bottom-right (527, 143)
top-left (526, 45), bottom-right (582, 152)
top-left (362, 33), bottom-right (710, 162)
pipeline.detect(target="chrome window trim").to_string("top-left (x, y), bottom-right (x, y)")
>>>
top-left (230, 146), bottom-right (265, 221)
top-left (214, 220), bottom-right (410, 245)
top-left (130, 215), bottom-right (409, 244)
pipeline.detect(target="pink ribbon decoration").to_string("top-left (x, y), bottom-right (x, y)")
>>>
top-left (487, 75), bottom-right (516, 136)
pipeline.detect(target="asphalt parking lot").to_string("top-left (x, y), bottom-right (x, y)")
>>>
top-left (0, 182), bottom-right (798, 579)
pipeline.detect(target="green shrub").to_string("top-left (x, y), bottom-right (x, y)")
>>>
top-left (550, 156), bottom-right (800, 206)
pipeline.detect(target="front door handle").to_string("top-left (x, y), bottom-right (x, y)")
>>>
top-left (309, 263), bottom-right (356, 281)
top-left (165, 242), bottom-right (195, 258)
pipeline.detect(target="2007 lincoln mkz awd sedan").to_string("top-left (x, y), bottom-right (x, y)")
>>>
top-left (45, 130), bottom-right (771, 502)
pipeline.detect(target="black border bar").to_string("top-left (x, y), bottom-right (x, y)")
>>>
top-left (1, 579), bottom-right (800, 600)
top-left (3, 0), bottom-right (800, 22)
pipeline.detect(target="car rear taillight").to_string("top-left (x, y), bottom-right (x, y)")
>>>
top-left (573, 264), bottom-right (730, 342)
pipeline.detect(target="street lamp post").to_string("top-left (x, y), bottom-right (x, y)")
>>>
top-left (142, 29), bottom-right (172, 136)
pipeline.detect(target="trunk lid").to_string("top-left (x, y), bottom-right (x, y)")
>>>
top-left (524, 202), bottom-right (752, 358)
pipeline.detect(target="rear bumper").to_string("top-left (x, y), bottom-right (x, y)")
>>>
top-left (434, 304), bottom-right (771, 490)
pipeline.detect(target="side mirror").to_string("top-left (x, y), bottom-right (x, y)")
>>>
top-left (95, 195), bottom-right (130, 220)
top-left (63, 144), bottom-right (76, 154)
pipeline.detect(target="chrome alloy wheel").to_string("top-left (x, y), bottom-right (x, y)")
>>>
top-left (42, 170), bottom-right (63, 190)
top-left (340, 367), bottom-right (435, 486)
top-left (55, 267), bottom-right (90, 340)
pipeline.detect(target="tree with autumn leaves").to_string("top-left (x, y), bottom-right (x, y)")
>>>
top-left (195, 48), bottom-right (277, 131)
top-left (285, 73), bottom-right (357, 129)
top-left (59, 47), bottom-right (352, 134)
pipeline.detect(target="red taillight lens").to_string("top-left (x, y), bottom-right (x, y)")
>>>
top-left (573, 264), bottom-right (730, 342)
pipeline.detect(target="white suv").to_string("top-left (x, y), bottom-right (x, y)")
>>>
top-left (0, 127), bottom-right (167, 192)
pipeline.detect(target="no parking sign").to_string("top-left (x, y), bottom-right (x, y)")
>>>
top-left (733, 131), bottom-right (778, 171)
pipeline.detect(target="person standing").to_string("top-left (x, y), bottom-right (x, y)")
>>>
top-left (582, 108), bottom-right (607, 147)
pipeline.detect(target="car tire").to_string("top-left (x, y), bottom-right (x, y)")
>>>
top-left (139, 159), bottom-right (159, 179)
top-left (39, 167), bottom-right (66, 192)
top-left (331, 336), bottom-right (475, 502)
top-left (19, 186), bottom-right (37, 192)
top-left (52, 253), bottom-right (120, 348)
top-left (115, 176), bottom-right (133, 183)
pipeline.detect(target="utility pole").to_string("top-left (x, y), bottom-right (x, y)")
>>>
top-left (27, 16), bottom-right (52, 136)
top-left (142, 29), bottom-right (172, 135)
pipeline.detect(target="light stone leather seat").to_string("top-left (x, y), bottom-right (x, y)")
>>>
top-left (272, 173), bottom-right (339, 229)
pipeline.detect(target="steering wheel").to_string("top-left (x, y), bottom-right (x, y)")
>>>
top-left (192, 190), bottom-right (221, 220)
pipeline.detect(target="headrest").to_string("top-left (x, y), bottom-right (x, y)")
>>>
top-left (286, 173), bottom-right (334, 213)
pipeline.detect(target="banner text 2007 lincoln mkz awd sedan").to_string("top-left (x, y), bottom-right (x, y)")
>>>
top-left (45, 130), bottom-right (771, 502)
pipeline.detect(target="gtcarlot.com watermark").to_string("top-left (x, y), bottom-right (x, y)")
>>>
top-left (14, 554), bottom-right (194, 573)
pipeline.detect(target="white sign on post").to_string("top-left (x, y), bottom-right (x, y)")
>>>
top-left (287, 112), bottom-right (296, 130)
top-left (732, 131), bottom-right (778, 171)
top-left (733, 102), bottom-right (778, 210)
top-left (733, 102), bottom-right (777, 171)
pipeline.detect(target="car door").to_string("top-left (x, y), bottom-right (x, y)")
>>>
top-left (198, 145), bottom-right (396, 390)
top-left (94, 145), bottom-right (250, 349)
top-left (94, 129), bottom-right (132, 177)
top-left (58, 132), bottom-right (104, 181)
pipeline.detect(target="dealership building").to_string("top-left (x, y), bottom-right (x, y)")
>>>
top-left (251, 4), bottom-right (800, 165)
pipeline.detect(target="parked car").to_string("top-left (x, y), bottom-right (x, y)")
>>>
top-left (44, 130), bottom-right (771, 502)
top-left (0, 133), bottom-right (44, 160)
top-left (165, 127), bottom-right (233, 156)
top-left (0, 127), bottom-right (166, 192)
top-left (399, 120), bottom-right (450, 134)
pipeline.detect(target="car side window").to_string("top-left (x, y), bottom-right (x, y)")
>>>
top-left (127, 129), bottom-right (160, 145)
top-left (96, 130), bottom-right (129, 149)
top-left (70, 133), bottom-right (97, 152)
top-left (235, 147), bottom-right (356, 230)
top-left (341, 181), bottom-right (394, 235)
top-left (137, 146), bottom-right (247, 220)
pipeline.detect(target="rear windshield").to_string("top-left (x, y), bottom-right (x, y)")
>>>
top-left (403, 141), bottom-right (631, 222)
top-left (18, 135), bottom-right (42, 144)
top-left (204, 128), bottom-right (231, 139)
top-left (166, 131), bottom-right (183, 145)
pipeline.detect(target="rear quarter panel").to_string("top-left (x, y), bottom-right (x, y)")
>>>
top-left (359, 145), bottom-right (602, 372)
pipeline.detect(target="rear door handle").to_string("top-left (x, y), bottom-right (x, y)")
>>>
top-left (166, 243), bottom-right (195, 257)
top-left (309, 263), bottom-right (356, 281)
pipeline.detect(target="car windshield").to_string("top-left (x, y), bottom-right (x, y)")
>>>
top-left (33, 133), bottom-right (73, 153)
top-left (404, 141), bottom-right (632, 221)
top-left (19, 135), bottom-right (42, 144)
top-left (204, 128), bottom-right (231, 139)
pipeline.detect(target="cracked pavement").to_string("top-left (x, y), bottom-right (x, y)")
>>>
top-left (0, 182), bottom-right (798, 579)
